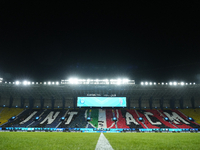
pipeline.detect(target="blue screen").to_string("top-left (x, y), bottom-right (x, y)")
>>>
top-left (77, 97), bottom-right (126, 107)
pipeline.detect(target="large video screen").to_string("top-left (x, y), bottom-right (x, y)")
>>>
top-left (77, 97), bottom-right (126, 107)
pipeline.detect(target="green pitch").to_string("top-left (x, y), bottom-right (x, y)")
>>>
top-left (0, 132), bottom-right (100, 150)
top-left (0, 132), bottom-right (200, 150)
top-left (104, 133), bottom-right (200, 150)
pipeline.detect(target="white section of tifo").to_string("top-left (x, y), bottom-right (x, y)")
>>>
top-left (98, 109), bottom-right (107, 128)
top-left (95, 133), bottom-right (114, 150)
top-left (65, 112), bottom-right (78, 124)
top-left (20, 111), bottom-right (37, 124)
top-left (55, 109), bottom-right (69, 128)
top-left (144, 112), bottom-right (162, 125)
top-left (85, 109), bottom-right (88, 119)
top-left (40, 111), bottom-right (60, 124)
top-left (163, 112), bottom-right (190, 124)
top-left (126, 112), bottom-right (139, 125)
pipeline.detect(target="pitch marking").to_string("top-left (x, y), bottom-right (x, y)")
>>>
top-left (95, 133), bottom-right (114, 150)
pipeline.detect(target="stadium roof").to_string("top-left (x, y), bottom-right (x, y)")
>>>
top-left (0, 82), bottom-right (200, 100)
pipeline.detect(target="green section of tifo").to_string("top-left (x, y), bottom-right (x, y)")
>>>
top-left (87, 109), bottom-right (99, 128)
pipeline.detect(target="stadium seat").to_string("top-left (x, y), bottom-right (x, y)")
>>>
top-left (0, 108), bottom-right (24, 125)
top-left (114, 109), bottom-right (129, 128)
top-left (179, 109), bottom-right (200, 124)
top-left (106, 109), bottom-right (116, 128)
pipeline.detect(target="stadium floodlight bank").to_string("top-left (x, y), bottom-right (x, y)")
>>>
top-left (61, 79), bottom-right (135, 85)
top-left (0, 78), bottom-right (3, 83)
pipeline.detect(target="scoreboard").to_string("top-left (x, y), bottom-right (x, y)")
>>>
top-left (77, 97), bottom-right (126, 107)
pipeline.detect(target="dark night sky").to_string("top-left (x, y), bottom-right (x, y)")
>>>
top-left (0, 1), bottom-right (200, 83)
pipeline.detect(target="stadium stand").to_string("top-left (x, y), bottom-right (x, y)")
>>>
top-left (173, 109), bottom-right (200, 128)
top-left (106, 109), bottom-right (116, 128)
top-left (160, 110), bottom-right (192, 128)
top-left (137, 110), bottom-right (160, 128)
top-left (45, 109), bottom-right (66, 128)
top-left (19, 109), bottom-right (44, 127)
top-left (179, 109), bottom-right (200, 124)
top-left (126, 109), bottom-right (146, 128)
top-left (98, 109), bottom-right (107, 128)
top-left (1, 109), bottom-right (32, 127)
top-left (87, 109), bottom-right (98, 128)
top-left (29, 109), bottom-right (51, 127)
top-left (115, 109), bottom-right (129, 128)
top-left (67, 109), bottom-right (87, 128)
top-left (0, 108), bottom-right (24, 125)
top-left (147, 109), bottom-right (176, 128)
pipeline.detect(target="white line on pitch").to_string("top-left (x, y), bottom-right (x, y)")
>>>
top-left (95, 133), bottom-right (114, 150)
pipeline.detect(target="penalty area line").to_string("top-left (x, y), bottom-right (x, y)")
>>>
top-left (95, 133), bottom-right (114, 150)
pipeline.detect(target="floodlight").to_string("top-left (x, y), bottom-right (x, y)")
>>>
top-left (162, 82), bottom-right (164, 85)
top-left (141, 82), bottom-right (144, 85)
top-left (166, 83), bottom-right (168, 85)
top-left (154, 82), bottom-right (156, 85)
top-left (27, 81), bottom-right (30, 85)
top-left (44, 82), bottom-right (46, 85)
top-left (173, 82), bottom-right (177, 85)
top-left (149, 82), bottom-right (152, 85)
top-left (193, 82), bottom-right (195, 85)
top-left (190, 83), bottom-right (192, 85)
top-left (138, 117), bottom-right (143, 121)
top-left (188, 117), bottom-right (194, 121)
top-left (52, 82), bottom-right (54, 84)
top-left (35, 117), bottom-right (39, 121)
top-left (186, 83), bottom-right (188, 85)
top-left (16, 81), bottom-right (20, 85)
top-left (32, 82), bottom-right (34, 84)
top-left (145, 82), bottom-right (148, 85)
top-left (180, 82), bottom-right (184, 85)
top-left (69, 78), bottom-right (78, 84)
top-left (56, 82), bottom-right (59, 85)
top-left (48, 82), bottom-right (51, 85)
top-left (169, 82), bottom-right (172, 85)
top-left (23, 81), bottom-right (27, 85)
top-left (36, 82), bottom-right (38, 84)
top-left (11, 116), bottom-right (16, 120)
top-left (117, 79), bottom-right (122, 85)
top-left (164, 117), bottom-right (169, 121)
top-left (123, 79), bottom-right (128, 84)
top-left (16, 105), bottom-right (18, 107)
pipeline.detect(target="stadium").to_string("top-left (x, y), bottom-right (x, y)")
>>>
top-left (1, 1), bottom-right (200, 149)
top-left (0, 78), bottom-right (200, 149)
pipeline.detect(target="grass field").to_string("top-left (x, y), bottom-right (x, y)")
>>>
top-left (105, 133), bottom-right (200, 150)
top-left (0, 132), bottom-right (200, 150)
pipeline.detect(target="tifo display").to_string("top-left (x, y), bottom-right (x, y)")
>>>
top-left (77, 97), bottom-right (126, 107)
top-left (0, 107), bottom-right (200, 133)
